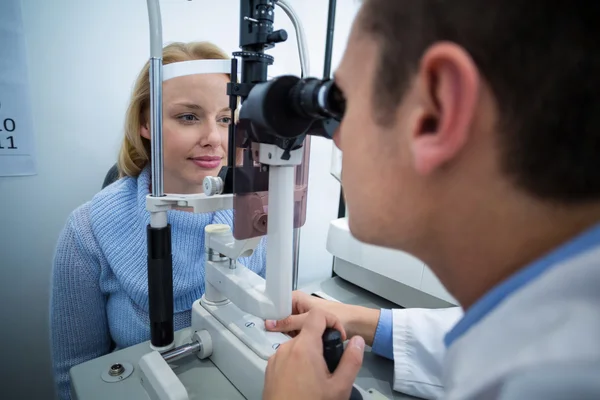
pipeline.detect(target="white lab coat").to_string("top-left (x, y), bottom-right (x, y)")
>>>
top-left (391, 307), bottom-right (461, 399)
top-left (391, 244), bottom-right (600, 399)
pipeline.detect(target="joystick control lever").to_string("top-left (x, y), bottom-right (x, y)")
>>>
top-left (322, 328), bottom-right (364, 400)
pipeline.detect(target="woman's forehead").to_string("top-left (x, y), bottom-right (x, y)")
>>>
top-left (163, 73), bottom-right (229, 105)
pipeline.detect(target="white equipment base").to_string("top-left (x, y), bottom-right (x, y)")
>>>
top-left (192, 296), bottom-right (380, 400)
top-left (69, 277), bottom-right (417, 400)
top-left (191, 297), bottom-right (288, 399)
top-left (139, 351), bottom-right (189, 400)
top-left (197, 296), bottom-right (290, 359)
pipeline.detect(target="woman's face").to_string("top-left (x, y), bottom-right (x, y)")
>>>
top-left (141, 73), bottom-right (231, 194)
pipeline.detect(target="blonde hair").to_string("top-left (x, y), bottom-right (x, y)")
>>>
top-left (117, 41), bottom-right (230, 177)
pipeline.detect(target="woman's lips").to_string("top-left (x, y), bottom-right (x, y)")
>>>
top-left (189, 156), bottom-right (222, 169)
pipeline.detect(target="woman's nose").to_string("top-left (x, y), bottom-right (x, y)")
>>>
top-left (198, 120), bottom-right (222, 147)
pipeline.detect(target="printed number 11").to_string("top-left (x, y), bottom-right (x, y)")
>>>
top-left (0, 136), bottom-right (17, 149)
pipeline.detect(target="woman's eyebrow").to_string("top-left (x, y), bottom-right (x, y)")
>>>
top-left (174, 102), bottom-right (203, 110)
top-left (173, 103), bottom-right (230, 114)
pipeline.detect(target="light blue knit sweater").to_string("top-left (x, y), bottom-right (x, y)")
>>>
top-left (49, 166), bottom-right (267, 400)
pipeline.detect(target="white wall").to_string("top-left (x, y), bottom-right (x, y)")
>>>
top-left (0, 0), bottom-right (359, 398)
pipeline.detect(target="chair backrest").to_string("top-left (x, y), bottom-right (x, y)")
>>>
top-left (102, 164), bottom-right (120, 189)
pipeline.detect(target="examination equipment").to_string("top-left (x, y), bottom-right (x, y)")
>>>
top-left (69, 1), bottom-right (455, 399)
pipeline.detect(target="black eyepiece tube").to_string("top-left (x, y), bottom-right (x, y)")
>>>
top-left (239, 0), bottom-right (277, 88)
top-left (147, 224), bottom-right (174, 348)
top-left (323, 0), bottom-right (337, 79)
top-left (228, 58), bottom-right (238, 167)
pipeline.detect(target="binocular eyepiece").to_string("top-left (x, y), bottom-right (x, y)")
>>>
top-left (289, 77), bottom-right (345, 121)
top-left (239, 74), bottom-right (345, 143)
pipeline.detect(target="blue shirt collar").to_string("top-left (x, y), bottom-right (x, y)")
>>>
top-left (444, 221), bottom-right (600, 347)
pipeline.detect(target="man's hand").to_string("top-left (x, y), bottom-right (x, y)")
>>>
top-left (265, 291), bottom-right (381, 346)
top-left (263, 308), bottom-right (366, 400)
top-left (265, 291), bottom-right (350, 337)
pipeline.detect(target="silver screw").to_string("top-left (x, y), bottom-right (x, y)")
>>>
top-left (272, 343), bottom-right (280, 350)
top-left (108, 363), bottom-right (125, 376)
top-left (245, 322), bottom-right (255, 328)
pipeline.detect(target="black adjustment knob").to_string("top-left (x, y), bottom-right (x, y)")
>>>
top-left (267, 29), bottom-right (288, 44)
top-left (322, 328), bottom-right (344, 373)
top-left (322, 328), bottom-right (364, 400)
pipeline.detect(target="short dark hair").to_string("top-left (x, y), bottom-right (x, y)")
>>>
top-left (359, 0), bottom-right (600, 204)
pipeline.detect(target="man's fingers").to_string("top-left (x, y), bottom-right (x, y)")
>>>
top-left (265, 353), bottom-right (276, 374)
top-left (291, 291), bottom-right (307, 313)
top-left (291, 291), bottom-right (315, 314)
top-left (263, 349), bottom-right (279, 396)
top-left (332, 336), bottom-right (365, 393)
top-left (302, 308), bottom-right (347, 341)
top-left (264, 291), bottom-right (313, 332)
top-left (265, 314), bottom-right (307, 333)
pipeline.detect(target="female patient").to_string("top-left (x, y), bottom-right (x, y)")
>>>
top-left (49, 41), bottom-right (266, 399)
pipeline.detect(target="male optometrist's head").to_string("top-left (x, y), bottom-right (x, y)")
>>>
top-left (333, 0), bottom-right (600, 308)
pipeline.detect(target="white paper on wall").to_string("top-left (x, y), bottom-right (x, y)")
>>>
top-left (0, 0), bottom-right (37, 176)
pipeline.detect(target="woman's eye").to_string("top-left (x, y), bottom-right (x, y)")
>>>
top-left (178, 114), bottom-right (198, 123)
top-left (218, 116), bottom-right (232, 124)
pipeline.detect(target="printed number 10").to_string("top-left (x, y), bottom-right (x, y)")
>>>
top-left (0, 118), bottom-right (17, 149)
top-left (0, 118), bottom-right (16, 132)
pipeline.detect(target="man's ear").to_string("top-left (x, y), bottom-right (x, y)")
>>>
top-left (411, 42), bottom-right (479, 176)
top-left (140, 123), bottom-right (150, 140)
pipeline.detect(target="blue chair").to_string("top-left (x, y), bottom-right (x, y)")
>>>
top-left (102, 164), bottom-right (119, 189)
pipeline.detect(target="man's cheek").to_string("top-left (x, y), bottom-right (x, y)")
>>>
top-left (342, 149), bottom-right (361, 188)
top-left (332, 126), bottom-right (342, 149)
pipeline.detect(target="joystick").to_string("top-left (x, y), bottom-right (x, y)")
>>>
top-left (322, 328), bottom-right (364, 400)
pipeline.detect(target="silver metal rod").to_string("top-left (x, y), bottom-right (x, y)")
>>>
top-left (292, 227), bottom-right (301, 290)
top-left (149, 57), bottom-right (164, 197)
top-left (146, 0), bottom-right (164, 198)
top-left (277, 0), bottom-right (309, 289)
top-left (162, 341), bottom-right (201, 363)
top-left (146, 0), bottom-right (163, 58)
top-left (276, 0), bottom-right (310, 77)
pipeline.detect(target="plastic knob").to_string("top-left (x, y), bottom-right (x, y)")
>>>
top-left (203, 176), bottom-right (223, 196)
top-left (267, 29), bottom-right (288, 44)
top-left (323, 328), bottom-right (344, 373)
top-left (322, 328), bottom-right (364, 400)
